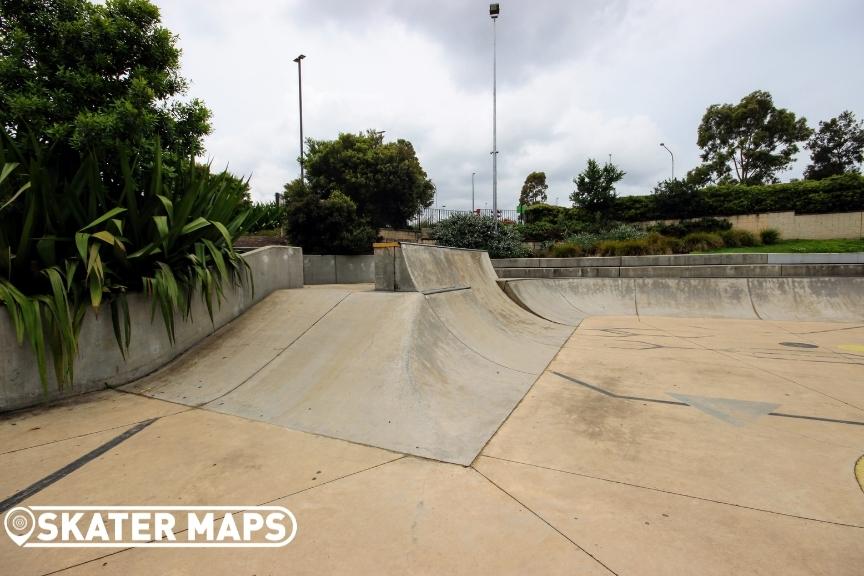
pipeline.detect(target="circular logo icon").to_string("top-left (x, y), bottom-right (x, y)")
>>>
top-left (4, 507), bottom-right (36, 547)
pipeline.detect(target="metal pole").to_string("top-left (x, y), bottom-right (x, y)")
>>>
top-left (660, 142), bottom-right (674, 179)
top-left (294, 55), bottom-right (306, 184)
top-left (491, 15), bottom-right (498, 229)
top-left (472, 172), bottom-right (476, 211)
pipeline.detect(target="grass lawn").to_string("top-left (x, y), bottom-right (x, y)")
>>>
top-left (706, 238), bottom-right (864, 253)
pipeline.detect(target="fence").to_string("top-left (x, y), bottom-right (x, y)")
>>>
top-left (411, 207), bottom-right (520, 225)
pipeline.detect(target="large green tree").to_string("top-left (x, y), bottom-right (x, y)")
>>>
top-left (688, 90), bottom-right (811, 186)
top-left (651, 178), bottom-right (702, 219)
top-left (303, 130), bottom-right (435, 229)
top-left (282, 179), bottom-right (376, 254)
top-left (0, 0), bottom-right (211, 168)
top-left (570, 159), bottom-right (624, 220)
top-left (518, 171), bottom-right (548, 206)
top-left (804, 111), bottom-right (864, 180)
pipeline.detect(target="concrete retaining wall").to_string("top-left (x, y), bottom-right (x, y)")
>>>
top-left (640, 210), bottom-right (864, 240)
top-left (303, 255), bottom-right (376, 284)
top-left (492, 253), bottom-right (864, 279)
top-left (0, 246), bottom-right (303, 412)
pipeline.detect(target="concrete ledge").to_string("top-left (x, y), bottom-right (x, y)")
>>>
top-left (493, 253), bottom-right (864, 279)
top-left (619, 265), bottom-right (783, 278)
top-left (1, 245), bottom-right (303, 412)
top-left (540, 257), bottom-right (621, 268)
top-left (621, 254), bottom-right (770, 266)
top-left (553, 267), bottom-right (620, 278)
top-left (780, 264), bottom-right (864, 277)
top-left (768, 253), bottom-right (864, 264)
top-left (490, 258), bottom-right (541, 268)
top-left (303, 254), bottom-right (375, 285)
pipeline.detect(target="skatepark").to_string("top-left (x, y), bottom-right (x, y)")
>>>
top-left (2, 243), bottom-right (863, 575)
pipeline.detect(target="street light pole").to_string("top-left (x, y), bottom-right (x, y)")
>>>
top-left (472, 172), bottom-right (476, 211)
top-left (490, 4), bottom-right (500, 229)
top-left (294, 54), bottom-right (306, 184)
top-left (660, 142), bottom-right (674, 179)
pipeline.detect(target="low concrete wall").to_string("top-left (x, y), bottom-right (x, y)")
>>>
top-left (0, 246), bottom-right (303, 412)
top-left (303, 254), bottom-right (375, 284)
top-left (492, 253), bottom-right (864, 279)
top-left (640, 210), bottom-right (864, 240)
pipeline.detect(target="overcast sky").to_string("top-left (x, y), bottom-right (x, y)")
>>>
top-left (158, 0), bottom-right (864, 209)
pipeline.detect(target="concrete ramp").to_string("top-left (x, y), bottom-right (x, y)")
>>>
top-left (126, 244), bottom-right (572, 465)
top-left (748, 277), bottom-right (864, 322)
top-left (500, 277), bottom-right (864, 325)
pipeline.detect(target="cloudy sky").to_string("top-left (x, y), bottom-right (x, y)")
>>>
top-left (158, 0), bottom-right (864, 208)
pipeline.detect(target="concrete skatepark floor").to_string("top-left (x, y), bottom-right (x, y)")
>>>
top-left (2, 288), bottom-right (863, 575)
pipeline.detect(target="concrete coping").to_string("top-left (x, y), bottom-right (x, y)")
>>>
top-left (492, 252), bottom-right (864, 268)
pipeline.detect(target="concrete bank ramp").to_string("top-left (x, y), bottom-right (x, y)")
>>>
top-left (502, 277), bottom-right (864, 325)
top-left (126, 245), bottom-right (572, 465)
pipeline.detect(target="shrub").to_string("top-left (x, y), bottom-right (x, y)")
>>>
top-left (614, 173), bottom-right (864, 222)
top-left (565, 223), bottom-right (647, 252)
top-left (643, 232), bottom-right (684, 254)
top-left (518, 221), bottom-right (563, 242)
top-left (719, 229), bottom-right (760, 248)
top-left (760, 228), bottom-right (781, 244)
top-left (682, 232), bottom-right (725, 252)
top-left (1, 136), bottom-right (255, 388)
top-left (549, 242), bottom-right (584, 258)
top-left (651, 217), bottom-right (732, 237)
top-left (433, 213), bottom-right (529, 259)
top-left (596, 239), bottom-right (650, 256)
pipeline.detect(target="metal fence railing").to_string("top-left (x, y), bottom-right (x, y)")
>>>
top-left (410, 207), bottom-right (520, 225)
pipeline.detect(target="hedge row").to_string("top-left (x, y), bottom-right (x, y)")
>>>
top-left (613, 173), bottom-right (864, 222)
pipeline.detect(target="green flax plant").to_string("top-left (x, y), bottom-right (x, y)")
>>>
top-left (0, 133), bottom-right (257, 389)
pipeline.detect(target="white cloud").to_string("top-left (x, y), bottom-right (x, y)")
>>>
top-left (158, 0), bottom-right (864, 207)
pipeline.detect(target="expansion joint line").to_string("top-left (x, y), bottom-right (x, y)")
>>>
top-left (471, 465), bottom-right (620, 575)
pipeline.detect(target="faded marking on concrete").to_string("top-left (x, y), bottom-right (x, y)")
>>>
top-left (667, 393), bottom-right (780, 427)
top-left (553, 371), bottom-right (864, 428)
top-left (838, 344), bottom-right (864, 355)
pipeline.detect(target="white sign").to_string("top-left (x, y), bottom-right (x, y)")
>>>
top-left (4, 506), bottom-right (297, 548)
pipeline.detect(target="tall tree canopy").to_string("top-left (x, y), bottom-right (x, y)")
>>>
top-left (303, 130), bottom-right (435, 229)
top-left (0, 0), bottom-right (211, 164)
top-left (804, 111), bottom-right (864, 180)
top-left (518, 171), bottom-right (548, 206)
top-left (570, 159), bottom-right (624, 220)
top-left (688, 90), bottom-right (811, 186)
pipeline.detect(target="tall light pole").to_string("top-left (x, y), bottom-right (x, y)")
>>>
top-left (489, 3), bottom-right (500, 229)
top-left (472, 171), bottom-right (476, 211)
top-left (660, 142), bottom-right (674, 179)
top-left (294, 54), bottom-right (306, 184)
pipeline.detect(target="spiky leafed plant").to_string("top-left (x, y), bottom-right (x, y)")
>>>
top-left (0, 132), bottom-right (258, 389)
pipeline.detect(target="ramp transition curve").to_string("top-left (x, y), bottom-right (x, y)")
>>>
top-left (126, 245), bottom-right (572, 465)
top-left (501, 277), bottom-right (864, 326)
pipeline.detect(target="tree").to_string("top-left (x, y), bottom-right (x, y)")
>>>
top-left (570, 159), bottom-right (625, 220)
top-left (518, 171), bottom-right (548, 206)
top-left (0, 0), bottom-right (211, 166)
top-left (651, 178), bottom-right (702, 219)
top-left (303, 130), bottom-right (435, 229)
top-left (689, 90), bottom-right (811, 185)
top-left (804, 111), bottom-right (864, 180)
top-left (282, 179), bottom-right (377, 254)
